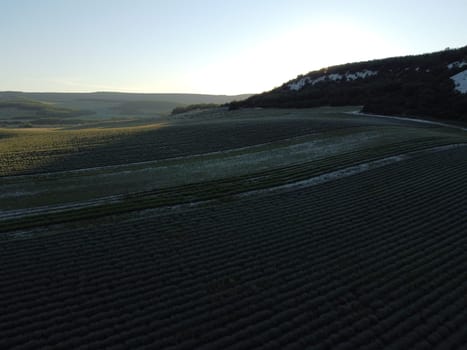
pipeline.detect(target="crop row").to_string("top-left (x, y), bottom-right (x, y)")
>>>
top-left (2, 154), bottom-right (466, 300)
top-left (1, 148), bottom-right (467, 349)
top-left (1, 135), bottom-right (463, 231)
top-left (2, 149), bottom-right (467, 290)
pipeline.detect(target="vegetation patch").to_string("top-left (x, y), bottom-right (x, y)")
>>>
top-left (171, 103), bottom-right (220, 115)
top-left (231, 46), bottom-right (467, 121)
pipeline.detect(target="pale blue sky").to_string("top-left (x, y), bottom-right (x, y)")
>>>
top-left (1, 0), bottom-right (466, 94)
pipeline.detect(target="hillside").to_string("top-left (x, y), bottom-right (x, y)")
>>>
top-left (230, 46), bottom-right (467, 121)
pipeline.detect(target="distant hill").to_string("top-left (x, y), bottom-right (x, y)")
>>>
top-left (0, 92), bottom-right (252, 126)
top-left (230, 46), bottom-right (467, 121)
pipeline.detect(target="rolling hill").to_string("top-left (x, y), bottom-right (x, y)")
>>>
top-left (0, 92), bottom-right (252, 126)
top-left (230, 46), bottom-right (467, 121)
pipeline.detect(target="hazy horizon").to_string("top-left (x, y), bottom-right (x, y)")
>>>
top-left (1, 0), bottom-right (466, 95)
top-left (0, 90), bottom-right (254, 97)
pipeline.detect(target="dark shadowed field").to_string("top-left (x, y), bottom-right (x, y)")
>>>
top-left (1, 107), bottom-right (466, 349)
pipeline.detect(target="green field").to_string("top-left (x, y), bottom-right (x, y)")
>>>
top-left (1, 106), bottom-right (467, 348)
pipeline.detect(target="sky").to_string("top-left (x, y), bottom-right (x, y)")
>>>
top-left (1, 0), bottom-right (466, 95)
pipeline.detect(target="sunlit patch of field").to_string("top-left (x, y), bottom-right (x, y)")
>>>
top-left (0, 122), bottom-right (168, 176)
